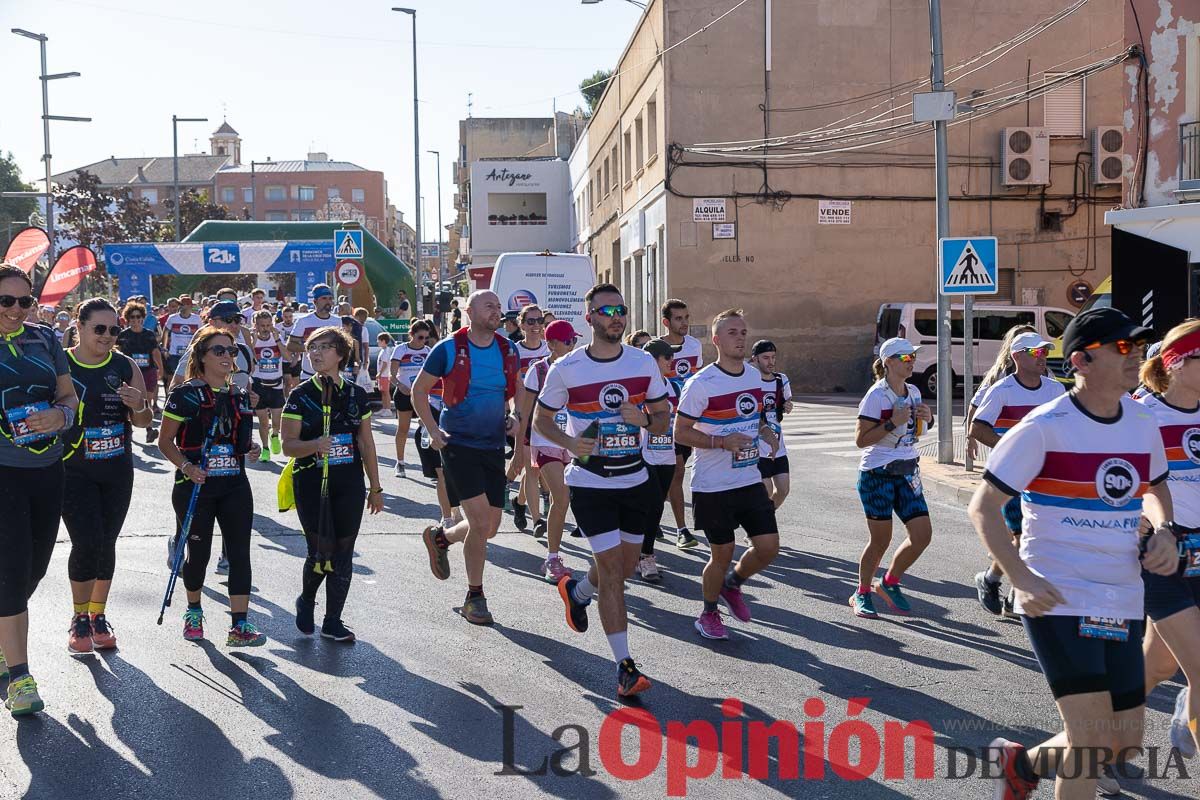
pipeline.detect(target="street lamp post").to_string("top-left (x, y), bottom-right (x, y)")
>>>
top-left (172, 115), bottom-right (207, 242)
top-left (580, 0), bottom-right (647, 8)
top-left (428, 149), bottom-right (445, 297)
top-left (393, 7), bottom-right (422, 317)
top-left (11, 28), bottom-right (90, 267)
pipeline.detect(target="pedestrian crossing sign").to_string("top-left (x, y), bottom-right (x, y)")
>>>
top-left (939, 236), bottom-right (997, 295)
top-left (334, 229), bottom-right (364, 260)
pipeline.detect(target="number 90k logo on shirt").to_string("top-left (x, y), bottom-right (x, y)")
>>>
top-left (736, 392), bottom-right (758, 417)
top-left (1096, 458), bottom-right (1138, 508)
top-left (1184, 428), bottom-right (1200, 465)
top-left (601, 383), bottom-right (629, 411)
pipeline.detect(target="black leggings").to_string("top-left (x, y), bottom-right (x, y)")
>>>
top-left (0, 461), bottom-right (64, 617)
top-left (295, 468), bottom-right (365, 623)
top-left (173, 477), bottom-right (254, 596)
top-left (643, 463), bottom-right (677, 555)
top-left (62, 465), bottom-right (134, 582)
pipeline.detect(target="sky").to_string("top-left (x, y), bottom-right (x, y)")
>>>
top-left (0, 0), bottom-right (639, 239)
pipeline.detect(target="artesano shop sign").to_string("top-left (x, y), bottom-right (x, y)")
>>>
top-left (483, 168), bottom-right (537, 188)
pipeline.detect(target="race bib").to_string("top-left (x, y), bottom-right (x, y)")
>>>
top-left (84, 425), bottom-right (125, 460)
top-left (131, 353), bottom-right (151, 368)
top-left (205, 443), bottom-right (241, 477)
top-left (907, 473), bottom-right (924, 496)
top-left (258, 357), bottom-right (281, 373)
top-left (733, 437), bottom-right (760, 469)
top-left (554, 410), bottom-right (568, 433)
top-left (1078, 616), bottom-right (1129, 641)
top-left (597, 422), bottom-right (640, 458)
top-left (648, 431), bottom-right (673, 451)
top-left (6, 401), bottom-right (53, 447)
top-left (1182, 534), bottom-right (1200, 578)
top-left (328, 432), bottom-right (355, 466)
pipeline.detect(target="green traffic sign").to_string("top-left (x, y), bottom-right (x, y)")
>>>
top-left (377, 318), bottom-right (410, 337)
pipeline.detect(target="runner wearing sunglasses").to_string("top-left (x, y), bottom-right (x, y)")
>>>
top-left (287, 285), bottom-right (338, 381)
top-left (1134, 320), bottom-right (1200, 761)
top-left (61, 298), bottom-right (153, 655)
top-left (964, 325), bottom-right (1037, 467)
top-left (389, 319), bottom-right (432, 478)
top-left (283, 327), bottom-right (384, 643)
top-left (509, 304), bottom-right (550, 530)
top-left (168, 301), bottom-right (255, 392)
top-left (971, 307), bottom-right (1179, 800)
top-left (0, 263), bottom-right (78, 717)
top-left (117, 300), bottom-right (165, 443)
top-left (536, 284), bottom-right (671, 699)
top-left (969, 331), bottom-right (1065, 618)
top-left (660, 299), bottom-right (704, 550)
top-left (159, 326), bottom-right (265, 647)
top-left (250, 310), bottom-right (286, 463)
top-left (851, 337), bottom-right (934, 619)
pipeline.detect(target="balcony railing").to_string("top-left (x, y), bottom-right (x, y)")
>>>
top-left (1181, 121), bottom-right (1200, 185)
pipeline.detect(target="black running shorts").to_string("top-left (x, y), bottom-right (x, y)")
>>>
top-left (569, 477), bottom-right (658, 538)
top-left (440, 443), bottom-right (505, 508)
top-left (693, 482), bottom-right (778, 546)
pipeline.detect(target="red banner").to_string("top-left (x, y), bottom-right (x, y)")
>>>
top-left (39, 245), bottom-right (98, 308)
top-left (3, 227), bottom-right (50, 273)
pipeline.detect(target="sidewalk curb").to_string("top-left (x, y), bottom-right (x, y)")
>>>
top-left (919, 457), bottom-right (982, 507)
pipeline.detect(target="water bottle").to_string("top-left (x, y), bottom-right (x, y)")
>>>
top-left (420, 425), bottom-right (432, 449)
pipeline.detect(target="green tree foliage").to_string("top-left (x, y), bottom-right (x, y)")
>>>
top-left (580, 69), bottom-right (613, 114)
top-left (0, 152), bottom-right (37, 251)
top-left (161, 188), bottom-right (232, 241)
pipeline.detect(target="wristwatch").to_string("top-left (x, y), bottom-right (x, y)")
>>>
top-left (883, 420), bottom-right (897, 432)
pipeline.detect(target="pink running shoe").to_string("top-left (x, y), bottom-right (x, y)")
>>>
top-left (694, 610), bottom-right (729, 640)
top-left (67, 613), bottom-right (93, 655)
top-left (182, 608), bottom-right (205, 641)
top-left (90, 614), bottom-right (117, 650)
top-left (542, 556), bottom-right (571, 584)
top-left (719, 584), bottom-right (752, 622)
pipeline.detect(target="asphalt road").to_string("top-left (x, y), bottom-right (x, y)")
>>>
top-left (0, 402), bottom-right (1193, 799)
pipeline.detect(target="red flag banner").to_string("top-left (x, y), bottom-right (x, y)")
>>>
top-left (39, 245), bottom-right (98, 308)
top-left (3, 227), bottom-right (50, 273)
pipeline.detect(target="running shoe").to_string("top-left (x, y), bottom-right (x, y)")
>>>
top-left (422, 524), bottom-right (451, 580)
top-left (532, 519), bottom-right (547, 539)
top-left (638, 554), bottom-right (661, 583)
top-left (67, 613), bottom-right (93, 655)
top-left (556, 576), bottom-right (590, 633)
top-left (874, 580), bottom-right (912, 615)
top-left (694, 610), bottom-right (730, 640)
top-left (145, 426), bottom-right (157, 444)
top-left (849, 591), bottom-right (879, 619)
top-left (5, 675), bottom-right (44, 717)
top-left (215, 551), bottom-right (229, 575)
top-left (90, 614), bottom-right (117, 650)
top-left (182, 608), bottom-right (205, 641)
top-left (676, 527), bottom-right (698, 549)
top-left (1096, 767), bottom-right (1121, 797)
top-left (720, 584), bottom-right (752, 622)
top-left (1002, 588), bottom-right (1019, 619)
top-left (0, 648), bottom-right (7, 680)
top-left (975, 571), bottom-right (1003, 615)
top-left (393, 462), bottom-right (406, 478)
top-left (295, 595), bottom-right (316, 635)
top-left (1171, 686), bottom-right (1197, 758)
top-left (541, 556), bottom-right (570, 584)
top-left (320, 619), bottom-right (356, 642)
top-left (617, 658), bottom-right (651, 698)
top-left (258, 448), bottom-right (271, 463)
top-left (227, 620), bottom-right (267, 647)
top-left (270, 432), bottom-right (282, 455)
top-left (513, 501), bottom-right (527, 531)
top-left (461, 595), bottom-right (494, 626)
top-left (983, 738), bottom-right (1039, 800)
top-left (166, 533), bottom-right (178, 569)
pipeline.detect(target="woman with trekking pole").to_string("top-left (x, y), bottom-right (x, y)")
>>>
top-left (61, 298), bottom-right (153, 655)
top-left (283, 326), bottom-right (383, 643)
top-left (158, 325), bottom-right (265, 647)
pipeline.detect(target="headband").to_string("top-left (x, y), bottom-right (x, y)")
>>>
top-left (312, 287), bottom-right (334, 300)
top-left (1161, 329), bottom-right (1200, 372)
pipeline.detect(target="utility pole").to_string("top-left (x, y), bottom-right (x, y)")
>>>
top-left (394, 8), bottom-right (422, 317)
top-left (172, 115), bottom-right (207, 241)
top-left (428, 150), bottom-right (445, 295)
top-left (929, 0), bottom-right (953, 463)
top-left (10, 28), bottom-right (90, 269)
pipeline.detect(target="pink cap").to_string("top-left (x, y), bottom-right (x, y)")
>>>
top-left (546, 319), bottom-right (581, 343)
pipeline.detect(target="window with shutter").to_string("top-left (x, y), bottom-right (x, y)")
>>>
top-left (996, 268), bottom-right (1016, 303)
top-left (1043, 73), bottom-right (1084, 137)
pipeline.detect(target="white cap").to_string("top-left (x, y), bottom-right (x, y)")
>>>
top-left (1009, 331), bottom-right (1052, 353)
top-left (879, 337), bottom-right (919, 360)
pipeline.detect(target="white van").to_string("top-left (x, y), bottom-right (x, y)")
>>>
top-left (873, 302), bottom-right (1074, 398)
top-left (489, 251), bottom-right (596, 344)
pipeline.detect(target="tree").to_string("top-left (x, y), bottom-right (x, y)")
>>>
top-left (0, 152), bottom-right (37, 251)
top-left (580, 69), bottom-right (613, 114)
top-left (160, 188), bottom-right (231, 241)
top-left (53, 170), bottom-right (123, 264)
top-left (113, 188), bottom-right (161, 244)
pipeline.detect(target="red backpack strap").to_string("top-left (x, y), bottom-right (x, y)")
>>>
top-left (442, 327), bottom-right (474, 407)
top-left (495, 333), bottom-right (519, 401)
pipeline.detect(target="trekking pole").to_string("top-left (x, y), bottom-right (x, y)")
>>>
top-left (314, 376), bottom-right (335, 574)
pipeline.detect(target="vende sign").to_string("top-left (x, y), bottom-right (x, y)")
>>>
top-left (693, 198), bottom-right (726, 222)
top-left (818, 200), bottom-right (852, 225)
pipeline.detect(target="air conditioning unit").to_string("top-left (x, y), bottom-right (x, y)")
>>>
top-left (1092, 125), bottom-right (1126, 185)
top-left (1001, 127), bottom-right (1050, 186)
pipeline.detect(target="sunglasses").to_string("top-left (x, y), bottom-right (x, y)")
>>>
top-left (591, 305), bottom-right (629, 318)
top-left (91, 324), bottom-right (121, 337)
top-left (892, 353), bottom-right (916, 363)
top-left (215, 315), bottom-right (241, 325)
top-left (0, 295), bottom-right (35, 310)
top-left (523, 317), bottom-right (545, 326)
top-left (1084, 339), bottom-right (1145, 356)
top-left (1019, 347), bottom-right (1049, 358)
top-left (204, 345), bottom-right (237, 357)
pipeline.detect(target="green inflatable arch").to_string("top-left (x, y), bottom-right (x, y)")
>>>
top-left (182, 220), bottom-right (415, 311)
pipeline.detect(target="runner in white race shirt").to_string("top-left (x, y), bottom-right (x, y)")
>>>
top-left (286, 284), bottom-right (338, 380)
top-left (660, 298), bottom-right (703, 550)
top-left (249, 310), bottom-right (287, 463)
top-left (749, 339), bottom-right (793, 510)
top-left (508, 304), bottom-right (550, 530)
top-left (969, 307), bottom-right (1179, 800)
top-left (388, 320), bottom-right (432, 478)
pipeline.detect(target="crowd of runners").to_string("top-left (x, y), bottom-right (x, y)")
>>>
top-left (0, 261), bottom-right (1195, 799)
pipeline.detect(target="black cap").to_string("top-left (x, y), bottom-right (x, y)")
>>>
top-left (207, 300), bottom-right (240, 320)
top-left (643, 338), bottom-right (674, 360)
top-left (751, 339), bottom-right (776, 357)
top-left (1062, 307), bottom-right (1152, 359)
